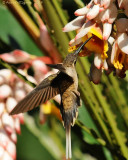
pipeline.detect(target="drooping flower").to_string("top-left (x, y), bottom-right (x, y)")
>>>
top-left (36, 10), bottom-right (62, 63)
top-left (88, 62), bottom-right (102, 84)
top-left (64, 21), bottom-right (109, 72)
top-left (40, 100), bottom-right (61, 124)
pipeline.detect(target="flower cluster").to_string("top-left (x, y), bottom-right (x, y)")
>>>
top-left (0, 50), bottom-right (61, 159)
top-left (63, 0), bottom-right (128, 84)
top-left (0, 68), bottom-right (24, 160)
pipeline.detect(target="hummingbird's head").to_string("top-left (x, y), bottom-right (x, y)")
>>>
top-left (63, 36), bottom-right (93, 67)
top-left (63, 52), bottom-right (77, 67)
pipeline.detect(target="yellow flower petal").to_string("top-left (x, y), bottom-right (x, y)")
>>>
top-left (68, 45), bottom-right (77, 52)
top-left (89, 23), bottom-right (103, 39)
top-left (68, 23), bottom-right (108, 59)
top-left (41, 102), bottom-right (52, 114)
top-left (82, 34), bottom-right (108, 59)
top-left (40, 101), bottom-right (62, 120)
top-left (113, 48), bottom-right (125, 70)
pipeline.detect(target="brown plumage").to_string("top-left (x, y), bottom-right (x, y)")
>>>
top-left (10, 36), bottom-right (93, 160)
top-left (10, 72), bottom-right (73, 115)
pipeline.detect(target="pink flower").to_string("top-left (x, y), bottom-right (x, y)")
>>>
top-left (0, 85), bottom-right (12, 100)
top-left (6, 97), bottom-right (17, 113)
top-left (0, 129), bottom-right (16, 160)
top-left (0, 103), bottom-right (5, 117)
top-left (0, 69), bottom-right (12, 85)
top-left (0, 69), bottom-right (26, 160)
top-left (63, 16), bottom-right (86, 32)
top-left (63, 0), bottom-right (117, 41)
top-left (2, 113), bottom-right (15, 134)
top-left (0, 50), bottom-right (31, 64)
top-left (38, 18), bottom-right (61, 63)
top-left (32, 60), bottom-right (49, 83)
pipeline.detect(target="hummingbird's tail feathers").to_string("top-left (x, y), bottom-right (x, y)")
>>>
top-left (46, 63), bottom-right (66, 72)
top-left (61, 91), bottom-right (80, 128)
top-left (63, 106), bottom-right (78, 159)
top-left (74, 35), bottom-right (94, 55)
top-left (62, 106), bottom-right (78, 127)
top-left (66, 125), bottom-right (72, 160)
top-left (63, 105), bottom-right (78, 159)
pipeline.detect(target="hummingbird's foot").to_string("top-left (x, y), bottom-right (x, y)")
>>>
top-left (73, 91), bottom-right (82, 107)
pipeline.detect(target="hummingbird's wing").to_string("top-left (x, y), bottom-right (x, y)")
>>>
top-left (10, 72), bottom-right (74, 115)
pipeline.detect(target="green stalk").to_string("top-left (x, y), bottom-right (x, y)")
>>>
top-left (80, 58), bottom-right (128, 158)
top-left (92, 84), bottom-right (128, 158)
top-left (109, 75), bottom-right (128, 124)
top-left (42, 0), bottom-right (70, 57)
top-left (24, 0), bottom-right (38, 24)
top-left (74, 0), bottom-right (85, 8)
top-left (24, 113), bottom-right (63, 159)
top-left (76, 120), bottom-right (106, 146)
top-left (78, 82), bottom-right (113, 145)
top-left (52, 0), bottom-right (75, 39)
top-left (102, 75), bottom-right (128, 133)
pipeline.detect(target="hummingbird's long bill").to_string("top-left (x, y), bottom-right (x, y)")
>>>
top-left (74, 35), bottom-right (94, 55)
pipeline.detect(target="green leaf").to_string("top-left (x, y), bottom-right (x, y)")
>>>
top-left (24, 113), bottom-right (64, 159)
top-left (74, 0), bottom-right (85, 8)
top-left (0, 5), bottom-right (42, 56)
top-left (17, 124), bottom-right (56, 160)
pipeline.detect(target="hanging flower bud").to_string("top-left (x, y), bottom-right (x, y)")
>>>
top-left (0, 69), bottom-right (12, 85)
top-left (6, 140), bottom-right (16, 160)
top-left (0, 50), bottom-right (30, 64)
top-left (88, 62), bottom-right (102, 84)
top-left (6, 97), bottom-right (17, 113)
top-left (0, 85), bottom-right (12, 100)
top-left (0, 103), bottom-right (5, 117)
top-left (1, 113), bottom-right (15, 134)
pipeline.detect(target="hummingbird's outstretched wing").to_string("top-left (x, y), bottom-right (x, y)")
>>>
top-left (10, 72), bottom-right (74, 115)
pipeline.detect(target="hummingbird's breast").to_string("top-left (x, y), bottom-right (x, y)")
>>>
top-left (61, 72), bottom-right (79, 127)
top-left (60, 67), bottom-right (78, 110)
top-left (65, 67), bottom-right (78, 89)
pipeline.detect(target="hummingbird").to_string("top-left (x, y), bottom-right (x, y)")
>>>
top-left (10, 36), bottom-right (93, 160)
